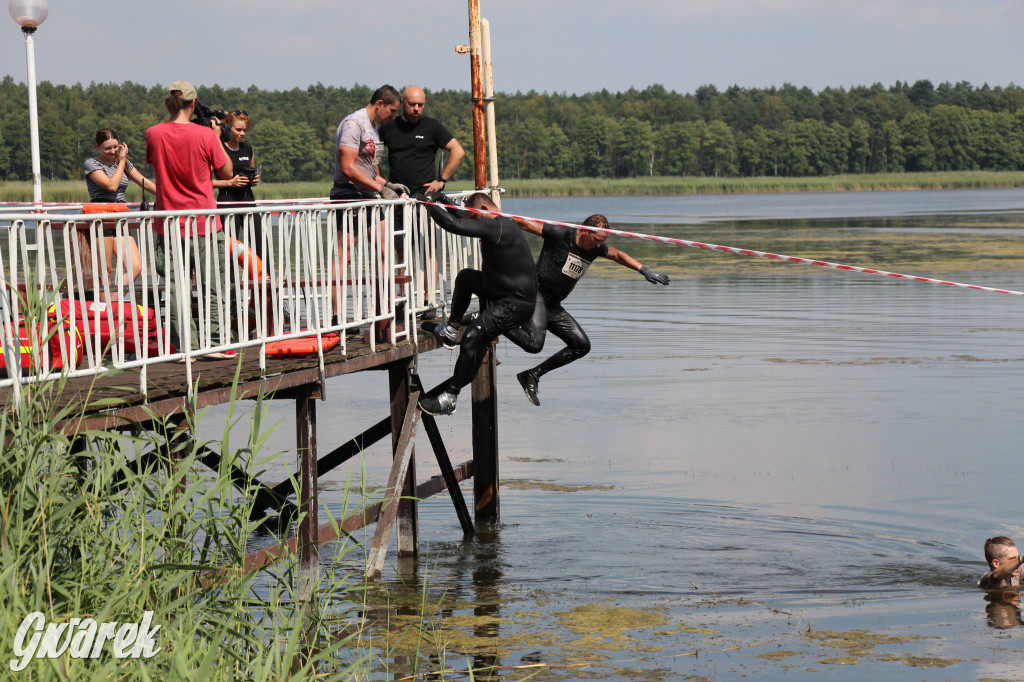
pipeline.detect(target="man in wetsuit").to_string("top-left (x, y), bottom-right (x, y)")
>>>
top-left (979, 536), bottom-right (1024, 589)
top-left (418, 193), bottom-right (536, 416)
top-left (503, 214), bottom-right (670, 406)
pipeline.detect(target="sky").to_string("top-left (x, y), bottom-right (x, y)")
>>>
top-left (2, 0), bottom-right (1022, 97)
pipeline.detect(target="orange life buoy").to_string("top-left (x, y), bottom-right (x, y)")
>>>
top-left (264, 332), bottom-right (340, 358)
top-left (228, 238), bottom-right (265, 281)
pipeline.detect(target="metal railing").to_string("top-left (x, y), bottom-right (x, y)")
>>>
top-left (0, 195), bottom-right (479, 402)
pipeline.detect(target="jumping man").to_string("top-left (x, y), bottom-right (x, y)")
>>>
top-left (504, 214), bottom-right (670, 406)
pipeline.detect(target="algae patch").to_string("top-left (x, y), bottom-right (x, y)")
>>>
top-left (756, 649), bottom-right (804, 661)
top-left (554, 603), bottom-right (669, 637)
top-left (503, 478), bottom-right (614, 493)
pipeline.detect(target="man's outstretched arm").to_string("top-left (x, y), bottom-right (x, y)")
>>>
top-left (604, 246), bottom-right (670, 285)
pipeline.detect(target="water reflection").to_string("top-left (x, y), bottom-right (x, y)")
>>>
top-left (984, 589), bottom-right (1024, 629)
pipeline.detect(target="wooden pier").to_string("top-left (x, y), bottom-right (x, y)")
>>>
top-left (2, 321), bottom-right (500, 592)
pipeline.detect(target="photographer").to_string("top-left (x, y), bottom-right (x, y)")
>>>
top-left (212, 111), bottom-right (263, 258)
top-left (145, 79), bottom-right (234, 357)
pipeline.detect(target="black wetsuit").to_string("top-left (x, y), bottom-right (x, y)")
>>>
top-left (503, 223), bottom-right (609, 377)
top-left (426, 203), bottom-right (536, 394)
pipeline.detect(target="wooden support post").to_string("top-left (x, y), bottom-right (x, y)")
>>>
top-left (366, 391), bottom-right (420, 580)
top-left (471, 342), bottom-right (499, 522)
top-left (295, 386), bottom-right (319, 603)
top-left (389, 360), bottom-right (418, 557)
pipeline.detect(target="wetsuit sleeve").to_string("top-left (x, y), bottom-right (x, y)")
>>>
top-left (425, 203), bottom-right (494, 241)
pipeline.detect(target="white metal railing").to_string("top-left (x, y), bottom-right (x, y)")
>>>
top-left (0, 195), bottom-right (480, 402)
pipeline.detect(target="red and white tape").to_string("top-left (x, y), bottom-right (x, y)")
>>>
top-left (426, 201), bottom-right (1024, 298)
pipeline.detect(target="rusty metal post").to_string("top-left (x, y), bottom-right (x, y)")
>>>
top-left (295, 386), bottom-right (319, 602)
top-left (470, 342), bottom-right (499, 522)
top-left (468, 0), bottom-right (487, 190)
top-left (389, 360), bottom-right (418, 557)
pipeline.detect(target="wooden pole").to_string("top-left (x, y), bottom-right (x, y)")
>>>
top-left (295, 386), bottom-right (319, 602)
top-left (468, 0), bottom-right (487, 190)
top-left (470, 342), bottom-right (499, 521)
top-left (481, 17), bottom-right (501, 209)
top-left (389, 361), bottom-right (418, 557)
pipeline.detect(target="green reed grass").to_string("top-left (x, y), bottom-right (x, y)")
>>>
top-left (3, 171), bottom-right (1024, 205)
top-left (0, 288), bottom-right (378, 679)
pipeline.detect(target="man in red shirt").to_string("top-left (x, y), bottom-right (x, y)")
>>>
top-left (146, 80), bottom-right (233, 356)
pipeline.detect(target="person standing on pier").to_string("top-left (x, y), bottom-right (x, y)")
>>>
top-left (145, 80), bottom-right (234, 357)
top-left (83, 128), bottom-right (157, 291)
top-left (379, 85), bottom-right (465, 197)
top-left (213, 110), bottom-right (264, 258)
top-left (329, 85), bottom-right (403, 327)
top-left (418, 193), bottom-right (536, 417)
top-left (504, 214), bottom-right (670, 406)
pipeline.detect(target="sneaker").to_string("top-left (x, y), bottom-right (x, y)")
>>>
top-left (517, 369), bottom-right (541, 406)
top-left (202, 350), bottom-right (238, 360)
top-left (420, 321), bottom-right (458, 349)
top-left (418, 391), bottom-right (457, 416)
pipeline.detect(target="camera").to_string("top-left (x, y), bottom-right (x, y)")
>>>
top-left (192, 101), bottom-right (230, 141)
top-left (237, 166), bottom-right (257, 182)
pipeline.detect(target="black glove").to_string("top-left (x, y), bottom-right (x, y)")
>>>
top-left (640, 266), bottom-right (670, 285)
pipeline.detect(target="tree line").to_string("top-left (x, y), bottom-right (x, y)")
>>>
top-left (2, 77), bottom-right (1024, 186)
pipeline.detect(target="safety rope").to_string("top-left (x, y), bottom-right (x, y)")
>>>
top-left (423, 200), bottom-right (1024, 298)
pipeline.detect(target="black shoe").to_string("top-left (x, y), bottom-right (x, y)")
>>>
top-left (418, 391), bottom-right (457, 416)
top-left (517, 370), bottom-right (540, 406)
top-left (421, 321), bottom-right (458, 349)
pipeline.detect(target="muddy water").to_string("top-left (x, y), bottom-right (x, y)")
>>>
top-left (203, 188), bottom-right (1024, 680)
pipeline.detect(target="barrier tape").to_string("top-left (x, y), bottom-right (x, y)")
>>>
top-left (423, 200), bottom-right (1024, 298)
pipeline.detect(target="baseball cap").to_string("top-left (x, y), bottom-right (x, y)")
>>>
top-left (167, 80), bottom-right (197, 100)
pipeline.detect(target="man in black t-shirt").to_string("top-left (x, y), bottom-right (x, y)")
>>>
top-left (380, 86), bottom-right (465, 195)
top-left (504, 214), bottom-right (671, 406)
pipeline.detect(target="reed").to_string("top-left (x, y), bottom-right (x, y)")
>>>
top-left (0, 290), bottom-right (375, 680)
top-left (3, 172), bottom-right (1023, 204)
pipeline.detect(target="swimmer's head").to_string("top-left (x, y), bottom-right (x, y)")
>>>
top-left (985, 536), bottom-right (1020, 577)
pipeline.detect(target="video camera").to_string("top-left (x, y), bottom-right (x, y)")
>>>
top-left (192, 101), bottom-right (230, 142)
top-left (237, 166), bottom-right (258, 182)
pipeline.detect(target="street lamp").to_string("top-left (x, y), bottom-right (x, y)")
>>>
top-left (9, 0), bottom-right (48, 206)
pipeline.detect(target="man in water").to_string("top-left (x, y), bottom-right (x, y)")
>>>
top-left (501, 214), bottom-right (670, 406)
top-left (979, 536), bottom-right (1024, 588)
top-left (418, 193), bottom-right (536, 416)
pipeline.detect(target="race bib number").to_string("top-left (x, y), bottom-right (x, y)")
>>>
top-left (561, 252), bottom-right (590, 280)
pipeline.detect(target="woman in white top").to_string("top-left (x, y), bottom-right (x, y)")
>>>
top-left (83, 128), bottom-right (156, 287)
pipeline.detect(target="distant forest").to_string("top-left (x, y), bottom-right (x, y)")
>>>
top-left (2, 77), bottom-right (1023, 184)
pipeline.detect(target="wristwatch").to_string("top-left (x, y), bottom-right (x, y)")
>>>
top-left (437, 175), bottom-right (448, 186)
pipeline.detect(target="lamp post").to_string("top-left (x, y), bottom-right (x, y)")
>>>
top-left (9, 0), bottom-right (48, 206)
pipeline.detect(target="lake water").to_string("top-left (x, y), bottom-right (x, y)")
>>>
top-left (202, 188), bottom-right (1024, 680)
